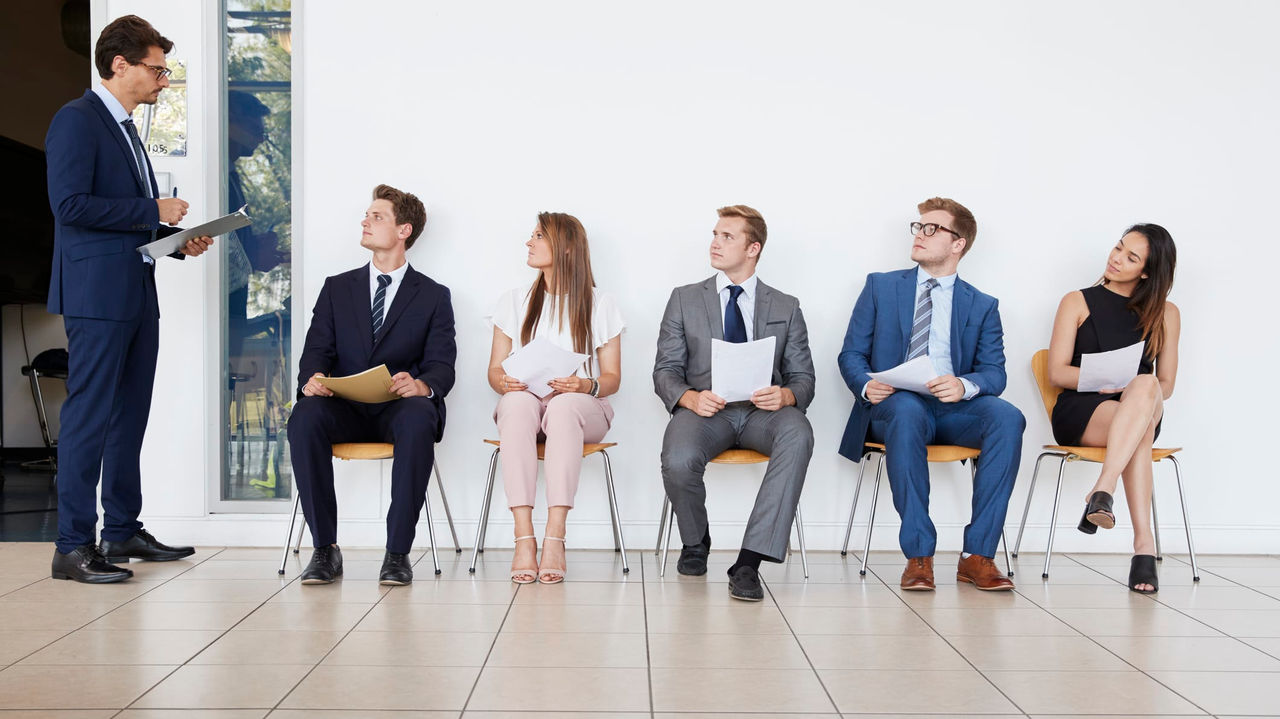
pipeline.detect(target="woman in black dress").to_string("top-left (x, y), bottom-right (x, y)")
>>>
top-left (1047, 224), bottom-right (1180, 593)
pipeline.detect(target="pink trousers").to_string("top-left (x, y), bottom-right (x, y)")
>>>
top-left (494, 392), bottom-right (614, 508)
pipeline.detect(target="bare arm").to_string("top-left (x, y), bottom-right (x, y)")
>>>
top-left (1156, 301), bottom-right (1180, 399)
top-left (487, 326), bottom-right (526, 394)
top-left (1047, 290), bottom-right (1087, 390)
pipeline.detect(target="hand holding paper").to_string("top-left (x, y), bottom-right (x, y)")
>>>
top-left (501, 336), bottom-right (589, 398)
top-left (867, 355), bottom-right (939, 395)
top-left (1077, 340), bottom-right (1144, 393)
top-left (711, 336), bottom-right (776, 403)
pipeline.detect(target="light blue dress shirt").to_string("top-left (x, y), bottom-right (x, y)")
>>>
top-left (914, 267), bottom-right (979, 400)
top-left (93, 84), bottom-right (155, 265)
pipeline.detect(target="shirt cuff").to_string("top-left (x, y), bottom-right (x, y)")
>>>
top-left (859, 382), bottom-right (871, 402)
top-left (960, 377), bottom-right (980, 400)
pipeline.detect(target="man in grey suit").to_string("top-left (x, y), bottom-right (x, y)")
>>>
top-left (654, 205), bottom-right (816, 601)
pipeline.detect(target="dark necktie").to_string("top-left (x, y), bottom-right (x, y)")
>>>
top-left (121, 118), bottom-right (152, 198)
top-left (724, 285), bottom-right (747, 343)
top-left (906, 278), bottom-right (938, 360)
top-left (372, 274), bottom-right (392, 338)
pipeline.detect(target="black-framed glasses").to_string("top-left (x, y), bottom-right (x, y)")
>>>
top-left (136, 62), bottom-right (173, 80)
top-left (910, 221), bottom-right (961, 239)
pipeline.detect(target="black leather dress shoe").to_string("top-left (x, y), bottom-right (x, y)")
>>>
top-left (301, 545), bottom-right (343, 584)
top-left (677, 545), bottom-right (709, 576)
top-left (379, 552), bottom-right (413, 586)
top-left (727, 565), bottom-right (764, 601)
top-left (100, 529), bottom-right (195, 563)
top-left (52, 545), bottom-right (133, 583)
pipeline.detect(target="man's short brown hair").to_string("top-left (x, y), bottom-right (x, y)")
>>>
top-left (373, 184), bottom-right (427, 249)
top-left (95, 15), bottom-right (173, 79)
top-left (917, 197), bottom-right (977, 256)
top-left (716, 204), bottom-right (768, 255)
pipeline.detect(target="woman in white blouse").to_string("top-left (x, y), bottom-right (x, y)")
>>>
top-left (487, 212), bottom-right (624, 584)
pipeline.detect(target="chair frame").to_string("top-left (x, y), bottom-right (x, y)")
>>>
top-left (21, 362), bottom-right (64, 472)
top-left (468, 440), bottom-right (629, 575)
top-left (278, 445), bottom-right (460, 576)
top-left (653, 449), bottom-right (809, 578)
top-left (840, 443), bottom-right (1013, 577)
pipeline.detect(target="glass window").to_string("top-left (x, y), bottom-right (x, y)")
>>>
top-left (221, 0), bottom-right (292, 503)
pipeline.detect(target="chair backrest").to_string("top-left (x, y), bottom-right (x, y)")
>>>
top-left (1031, 349), bottom-right (1065, 421)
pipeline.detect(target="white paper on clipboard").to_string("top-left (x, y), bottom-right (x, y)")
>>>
top-left (137, 206), bottom-right (252, 259)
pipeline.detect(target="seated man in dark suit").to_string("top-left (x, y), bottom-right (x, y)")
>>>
top-left (838, 197), bottom-right (1023, 591)
top-left (287, 184), bottom-right (456, 586)
top-left (654, 205), bottom-right (816, 601)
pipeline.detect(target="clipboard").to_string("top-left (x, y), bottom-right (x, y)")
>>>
top-left (137, 205), bottom-right (252, 259)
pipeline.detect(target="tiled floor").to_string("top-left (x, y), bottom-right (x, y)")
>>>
top-left (1, 543), bottom-right (1278, 717)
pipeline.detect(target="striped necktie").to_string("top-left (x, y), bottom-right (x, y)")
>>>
top-left (371, 274), bottom-right (392, 338)
top-left (906, 278), bottom-right (938, 361)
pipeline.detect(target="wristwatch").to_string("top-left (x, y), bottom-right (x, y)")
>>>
top-left (588, 378), bottom-right (600, 397)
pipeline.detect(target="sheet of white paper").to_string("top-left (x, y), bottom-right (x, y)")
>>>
top-left (711, 336), bottom-right (776, 402)
top-left (137, 205), bottom-right (252, 259)
top-left (1077, 340), bottom-right (1145, 393)
top-left (501, 336), bottom-right (590, 398)
top-left (868, 355), bottom-right (939, 395)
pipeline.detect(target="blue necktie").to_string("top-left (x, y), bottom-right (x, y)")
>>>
top-left (724, 285), bottom-right (747, 343)
top-left (906, 278), bottom-right (938, 361)
top-left (372, 274), bottom-right (391, 338)
top-left (122, 117), bottom-right (156, 264)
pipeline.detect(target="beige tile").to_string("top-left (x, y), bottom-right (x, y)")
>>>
top-left (819, 669), bottom-right (1019, 714)
top-left (916, 606), bottom-right (1077, 636)
top-left (469, 667), bottom-right (648, 711)
top-left (526, 560), bottom-right (631, 582)
top-left (1049, 606), bottom-right (1222, 637)
top-left (647, 632), bottom-right (809, 669)
top-left (650, 667), bottom-right (833, 713)
top-left (782, 605), bottom-right (935, 635)
top-left (1200, 567), bottom-right (1280, 586)
top-left (19, 629), bottom-right (221, 665)
top-left (1033, 563), bottom-right (1129, 584)
top-left (0, 601), bottom-right (121, 631)
top-left (500, 602), bottom-right (645, 633)
top-left (355, 602), bottom-right (508, 632)
top-left (132, 663), bottom-right (312, 709)
top-left (641, 580), bottom-right (753, 606)
top-left (1242, 636), bottom-right (1280, 656)
top-left (121, 558), bottom-right (211, 581)
top-left (645, 603), bottom-right (792, 634)
top-left (765, 580), bottom-right (906, 607)
top-left (1148, 671), bottom-right (1280, 715)
top-left (269, 579), bottom-right (390, 604)
top-left (0, 664), bottom-right (174, 709)
top-left (0, 711), bottom-right (118, 718)
top-left (0, 577), bottom-right (164, 603)
top-left (759, 560), bottom-right (868, 584)
top-left (280, 666), bottom-right (479, 710)
top-left (464, 713), bottom-right (647, 719)
top-left (1154, 584), bottom-right (1280, 610)
top-left (892, 583), bottom-right (1035, 608)
top-left (173, 560), bottom-right (299, 581)
top-left (272, 712), bottom-right (455, 718)
top-left (0, 631), bottom-right (64, 665)
top-left (1092, 563), bottom-right (1233, 587)
top-left (948, 634), bottom-right (1130, 671)
top-left (1017, 582), bottom-right (1163, 609)
top-left (511, 580), bottom-right (644, 605)
top-left (322, 630), bottom-right (494, 666)
top-left (1095, 635), bottom-right (1280, 671)
top-left (1170, 554), bottom-right (1280, 568)
top-left (375, 579), bottom-right (515, 604)
top-left (652, 714), bottom-right (838, 719)
top-left (137, 579), bottom-right (288, 604)
top-left (191, 630), bottom-right (346, 665)
top-left (234, 601), bottom-right (372, 632)
top-left (799, 633), bottom-right (970, 670)
top-left (1181, 607), bottom-right (1280, 637)
top-left (986, 670), bottom-right (1204, 714)
top-left (486, 631), bottom-right (646, 668)
top-left (118, 711), bottom-right (268, 719)
top-left (84, 602), bottom-right (258, 631)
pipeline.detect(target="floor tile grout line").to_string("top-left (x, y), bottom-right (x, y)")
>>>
top-left (639, 545), bottom-right (655, 719)
top-left (760, 575), bottom-right (849, 715)
top-left (458, 559), bottom-right (527, 714)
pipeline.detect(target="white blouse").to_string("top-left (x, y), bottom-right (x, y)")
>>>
top-left (487, 286), bottom-right (626, 378)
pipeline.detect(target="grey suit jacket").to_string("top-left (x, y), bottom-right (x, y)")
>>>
top-left (653, 276), bottom-right (816, 414)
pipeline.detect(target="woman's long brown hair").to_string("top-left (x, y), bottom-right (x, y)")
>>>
top-left (1101, 223), bottom-right (1176, 361)
top-left (521, 212), bottom-right (597, 371)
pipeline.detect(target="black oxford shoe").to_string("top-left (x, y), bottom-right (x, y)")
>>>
top-left (52, 545), bottom-right (133, 583)
top-left (301, 545), bottom-right (343, 584)
top-left (379, 552), bottom-right (414, 586)
top-left (677, 545), bottom-right (709, 576)
top-left (727, 565), bottom-right (764, 601)
top-left (100, 529), bottom-right (195, 563)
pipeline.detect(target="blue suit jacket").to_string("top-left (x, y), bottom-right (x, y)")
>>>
top-left (297, 264), bottom-right (457, 441)
top-left (836, 267), bottom-right (1008, 461)
top-left (45, 89), bottom-right (179, 320)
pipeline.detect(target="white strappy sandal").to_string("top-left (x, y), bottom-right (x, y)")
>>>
top-left (538, 535), bottom-right (566, 584)
top-left (511, 535), bottom-right (538, 584)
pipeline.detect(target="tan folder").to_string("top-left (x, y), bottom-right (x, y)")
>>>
top-left (315, 364), bottom-right (400, 403)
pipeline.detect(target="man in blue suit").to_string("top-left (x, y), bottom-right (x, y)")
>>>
top-left (287, 184), bottom-right (456, 586)
top-left (838, 197), bottom-right (1023, 591)
top-left (46, 15), bottom-right (213, 584)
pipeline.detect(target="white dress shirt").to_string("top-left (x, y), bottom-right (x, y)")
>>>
top-left (715, 271), bottom-right (758, 341)
top-left (369, 260), bottom-right (409, 313)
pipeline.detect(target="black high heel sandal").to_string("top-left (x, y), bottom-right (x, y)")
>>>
top-left (1077, 491), bottom-right (1115, 534)
top-left (1129, 554), bottom-right (1159, 593)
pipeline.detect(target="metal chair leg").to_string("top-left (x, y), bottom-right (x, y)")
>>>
top-left (660, 496), bottom-right (675, 577)
top-left (468, 448), bottom-right (500, 573)
top-left (1014, 452), bottom-right (1053, 557)
top-left (859, 456), bottom-right (885, 576)
top-left (1151, 486), bottom-right (1163, 561)
top-left (433, 460), bottom-right (461, 553)
top-left (423, 484), bottom-right (441, 575)
top-left (294, 516), bottom-right (306, 555)
top-left (794, 505), bottom-right (809, 578)
top-left (279, 490), bottom-right (301, 575)
top-left (1042, 456), bottom-right (1068, 579)
top-left (655, 496), bottom-right (670, 556)
top-left (1167, 455), bottom-right (1199, 582)
top-left (601, 451), bottom-right (629, 574)
top-left (841, 451), bottom-right (873, 556)
top-left (1001, 529), bottom-right (1013, 577)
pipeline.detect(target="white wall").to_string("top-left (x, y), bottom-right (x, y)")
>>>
top-left (116, 1), bottom-right (1280, 554)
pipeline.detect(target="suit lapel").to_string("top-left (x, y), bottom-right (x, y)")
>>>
top-left (952, 278), bottom-right (974, 367)
top-left (83, 90), bottom-right (148, 197)
top-left (897, 268), bottom-right (917, 355)
top-left (753, 280), bottom-right (773, 340)
top-left (701, 276), bottom-right (724, 341)
top-left (375, 268), bottom-right (421, 348)
top-left (350, 266), bottom-right (374, 360)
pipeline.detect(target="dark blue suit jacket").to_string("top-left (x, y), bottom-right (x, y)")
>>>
top-left (297, 264), bottom-right (457, 441)
top-left (836, 267), bottom-right (1008, 461)
top-left (46, 89), bottom-right (179, 320)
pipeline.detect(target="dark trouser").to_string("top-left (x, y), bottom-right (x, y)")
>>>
top-left (868, 392), bottom-right (1025, 559)
top-left (660, 404), bottom-right (813, 562)
top-left (287, 395), bottom-right (440, 554)
top-left (56, 269), bottom-right (159, 554)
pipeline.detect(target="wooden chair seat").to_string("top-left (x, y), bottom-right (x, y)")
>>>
top-left (710, 448), bottom-right (769, 464)
top-left (332, 442), bottom-right (395, 461)
top-left (482, 439), bottom-right (617, 459)
top-left (1043, 445), bottom-right (1182, 464)
top-left (864, 442), bottom-right (981, 464)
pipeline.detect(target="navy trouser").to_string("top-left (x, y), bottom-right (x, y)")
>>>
top-left (868, 392), bottom-right (1025, 559)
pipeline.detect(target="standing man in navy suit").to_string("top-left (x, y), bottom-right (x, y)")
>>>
top-left (46, 15), bottom-right (213, 584)
top-left (287, 184), bottom-right (456, 586)
top-left (837, 197), bottom-right (1023, 591)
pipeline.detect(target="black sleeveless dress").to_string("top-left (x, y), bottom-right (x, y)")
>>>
top-left (1050, 284), bottom-right (1161, 445)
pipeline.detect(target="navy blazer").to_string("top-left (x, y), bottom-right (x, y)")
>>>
top-left (46, 89), bottom-right (180, 320)
top-left (836, 267), bottom-right (1009, 461)
top-left (297, 264), bottom-right (457, 441)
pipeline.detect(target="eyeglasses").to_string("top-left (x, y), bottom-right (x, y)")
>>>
top-left (910, 222), bottom-right (962, 239)
top-left (135, 62), bottom-right (173, 80)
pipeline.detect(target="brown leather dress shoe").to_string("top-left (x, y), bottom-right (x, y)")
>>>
top-left (957, 554), bottom-right (1015, 591)
top-left (901, 556), bottom-right (935, 591)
